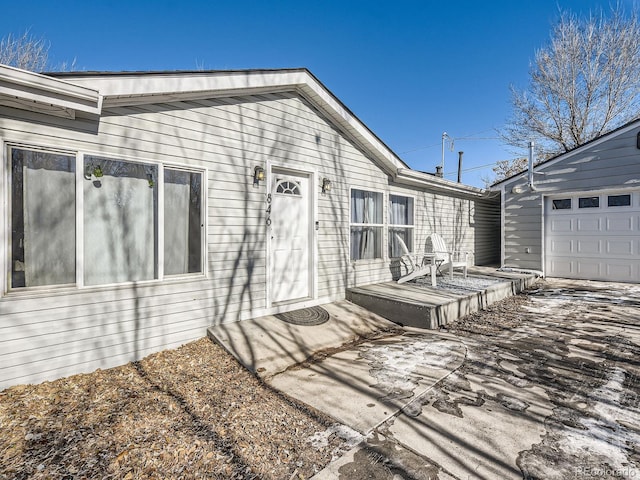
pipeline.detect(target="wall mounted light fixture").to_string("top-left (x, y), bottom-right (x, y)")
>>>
top-left (253, 166), bottom-right (265, 186)
top-left (322, 178), bottom-right (332, 193)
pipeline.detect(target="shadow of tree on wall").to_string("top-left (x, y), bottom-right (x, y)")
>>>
top-left (206, 92), bottom-right (355, 371)
top-left (422, 192), bottom-right (470, 261)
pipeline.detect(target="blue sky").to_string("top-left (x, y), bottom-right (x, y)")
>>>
top-left (0, 0), bottom-right (626, 187)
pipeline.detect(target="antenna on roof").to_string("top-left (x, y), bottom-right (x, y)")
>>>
top-left (441, 132), bottom-right (451, 171)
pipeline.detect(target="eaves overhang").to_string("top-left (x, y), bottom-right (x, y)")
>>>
top-left (395, 168), bottom-right (493, 199)
top-left (0, 64), bottom-right (102, 119)
top-left (50, 68), bottom-right (408, 175)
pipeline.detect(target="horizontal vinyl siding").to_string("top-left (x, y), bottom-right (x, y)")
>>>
top-left (0, 91), bottom-right (359, 389)
top-left (503, 184), bottom-right (543, 270)
top-left (0, 89), bottom-right (490, 389)
top-left (473, 196), bottom-right (501, 265)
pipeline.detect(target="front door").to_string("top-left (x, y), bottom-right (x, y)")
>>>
top-left (270, 169), bottom-right (313, 304)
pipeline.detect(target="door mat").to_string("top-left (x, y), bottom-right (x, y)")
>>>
top-left (275, 306), bottom-right (330, 326)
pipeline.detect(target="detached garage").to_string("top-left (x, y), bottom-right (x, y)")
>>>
top-left (493, 119), bottom-right (640, 283)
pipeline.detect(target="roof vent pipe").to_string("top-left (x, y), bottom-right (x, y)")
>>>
top-left (528, 141), bottom-right (536, 191)
top-left (457, 151), bottom-right (463, 183)
top-left (435, 165), bottom-right (443, 178)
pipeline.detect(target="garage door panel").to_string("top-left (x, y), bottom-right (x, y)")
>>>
top-left (550, 239), bottom-right (573, 254)
top-left (576, 217), bottom-right (602, 232)
top-left (548, 259), bottom-right (573, 277)
top-left (606, 263), bottom-right (635, 281)
top-left (550, 218), bottom-right (572, 232)
top-left (606, 240), bottom-right (634, 256)
top-left (545, 192), bottom-right (639, 283)
top-left (606, 216), bottom-right (634, 231)
top-left (576, 239), bottom-right (601, 254)
top-left (576, 261), bottom-right (601, 277)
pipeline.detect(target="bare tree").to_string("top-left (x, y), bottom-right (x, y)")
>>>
top-left (483, 157), bottom-right (529, 186)
top-left (502, 5), bottom-right (640, 159)
top-left (0, 31), bottom-right (50, 72)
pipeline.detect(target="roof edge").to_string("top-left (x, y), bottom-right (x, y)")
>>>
top-left (491, 118), bottom-right (640, 188)
top-left (0, 64), bottom-right (102, 118)
top-left (396, 168), bottom-right (491, 198)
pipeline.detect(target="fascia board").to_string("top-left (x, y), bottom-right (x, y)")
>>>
top-left (395, 168), bottom-right (489, 198)
top-left (0, 64), bottom-right (101, 115)
top-left (63, 70), bottom-right (310, 98)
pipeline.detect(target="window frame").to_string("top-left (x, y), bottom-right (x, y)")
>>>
top-left (578, 196), bottom-right (600, 209)
top-left (7, 144), bottom-right (80, 291)
top-left (349, 187), bottom-right (385, 262)
top-left (4, 142), bottom-right (207, 293)
top-left (607, 194), bottom-right (631, 207)
top-left (552, 198), bottom-right (572, 210)
top-left (163, 165), bottom-right (205, 277)
top-left (387, 193), bottom-right (415, 259)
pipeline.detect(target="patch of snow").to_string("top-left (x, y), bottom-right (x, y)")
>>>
top-left (359, 338), bottom-right (460, 399)
top-left (522, 296), bottom-right (573, 314)
top-left (560, 368), bottom-right (640, 475)
top-left (530, 287), bottom-right (640, 307)
top-left (415, 274), bottom-right (503, 294)
top-left (306, 423), bottom-right (365, 461)
top-left (497, 394), bottom-right (529, 412)
top-left (522, 367), bottom-right (640, 479)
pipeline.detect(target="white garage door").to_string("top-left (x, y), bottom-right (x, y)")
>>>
top-left (545, 191), bottom-right (640, 282)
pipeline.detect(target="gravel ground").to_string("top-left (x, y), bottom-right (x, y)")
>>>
top-left (0, 338), bottom-right (353, 480)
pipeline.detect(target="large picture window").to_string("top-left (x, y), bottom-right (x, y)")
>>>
top-left (7, 146), bottom-right (204, 290)
top-left (83, 156), bottom-right (158, 286)
top-left (388, 194), bottom-right (414, 258)
top-left (350, 189), bottom-right (383, 260)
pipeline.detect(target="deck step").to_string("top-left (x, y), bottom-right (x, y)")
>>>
top-left (346, 268), bottom-right (538, 329)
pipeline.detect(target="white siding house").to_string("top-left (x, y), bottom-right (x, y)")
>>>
top-left (0, 65), bottom-right (499, 390)
top-left (492, 119), bottom-right (640, 283)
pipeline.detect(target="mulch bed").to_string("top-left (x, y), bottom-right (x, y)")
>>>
top-left (0, 338), bottom-right (347, 479)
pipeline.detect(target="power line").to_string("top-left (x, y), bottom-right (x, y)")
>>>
top-left (440, 159), bottom-right (516, 178)
top-left (400, 128), bottom-right (502, 154)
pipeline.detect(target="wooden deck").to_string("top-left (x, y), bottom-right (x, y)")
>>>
top-left (346, 266), bottom-right (539, 329)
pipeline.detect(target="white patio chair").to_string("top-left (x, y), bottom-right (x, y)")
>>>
top-left (395, 234), bottom-right (437, 286)
top-left (425, 233), bottom-right (468, 279)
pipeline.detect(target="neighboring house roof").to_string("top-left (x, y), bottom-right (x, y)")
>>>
top-left (1, 65), bottom-right (488, 197)
top-left (491, 117), bottom-right (640, 189)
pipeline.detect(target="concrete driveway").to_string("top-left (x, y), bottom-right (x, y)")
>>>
top-left (209, 278), bottom-right (640, 479)
top-left (283, 279), bottom-right (640, 479)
